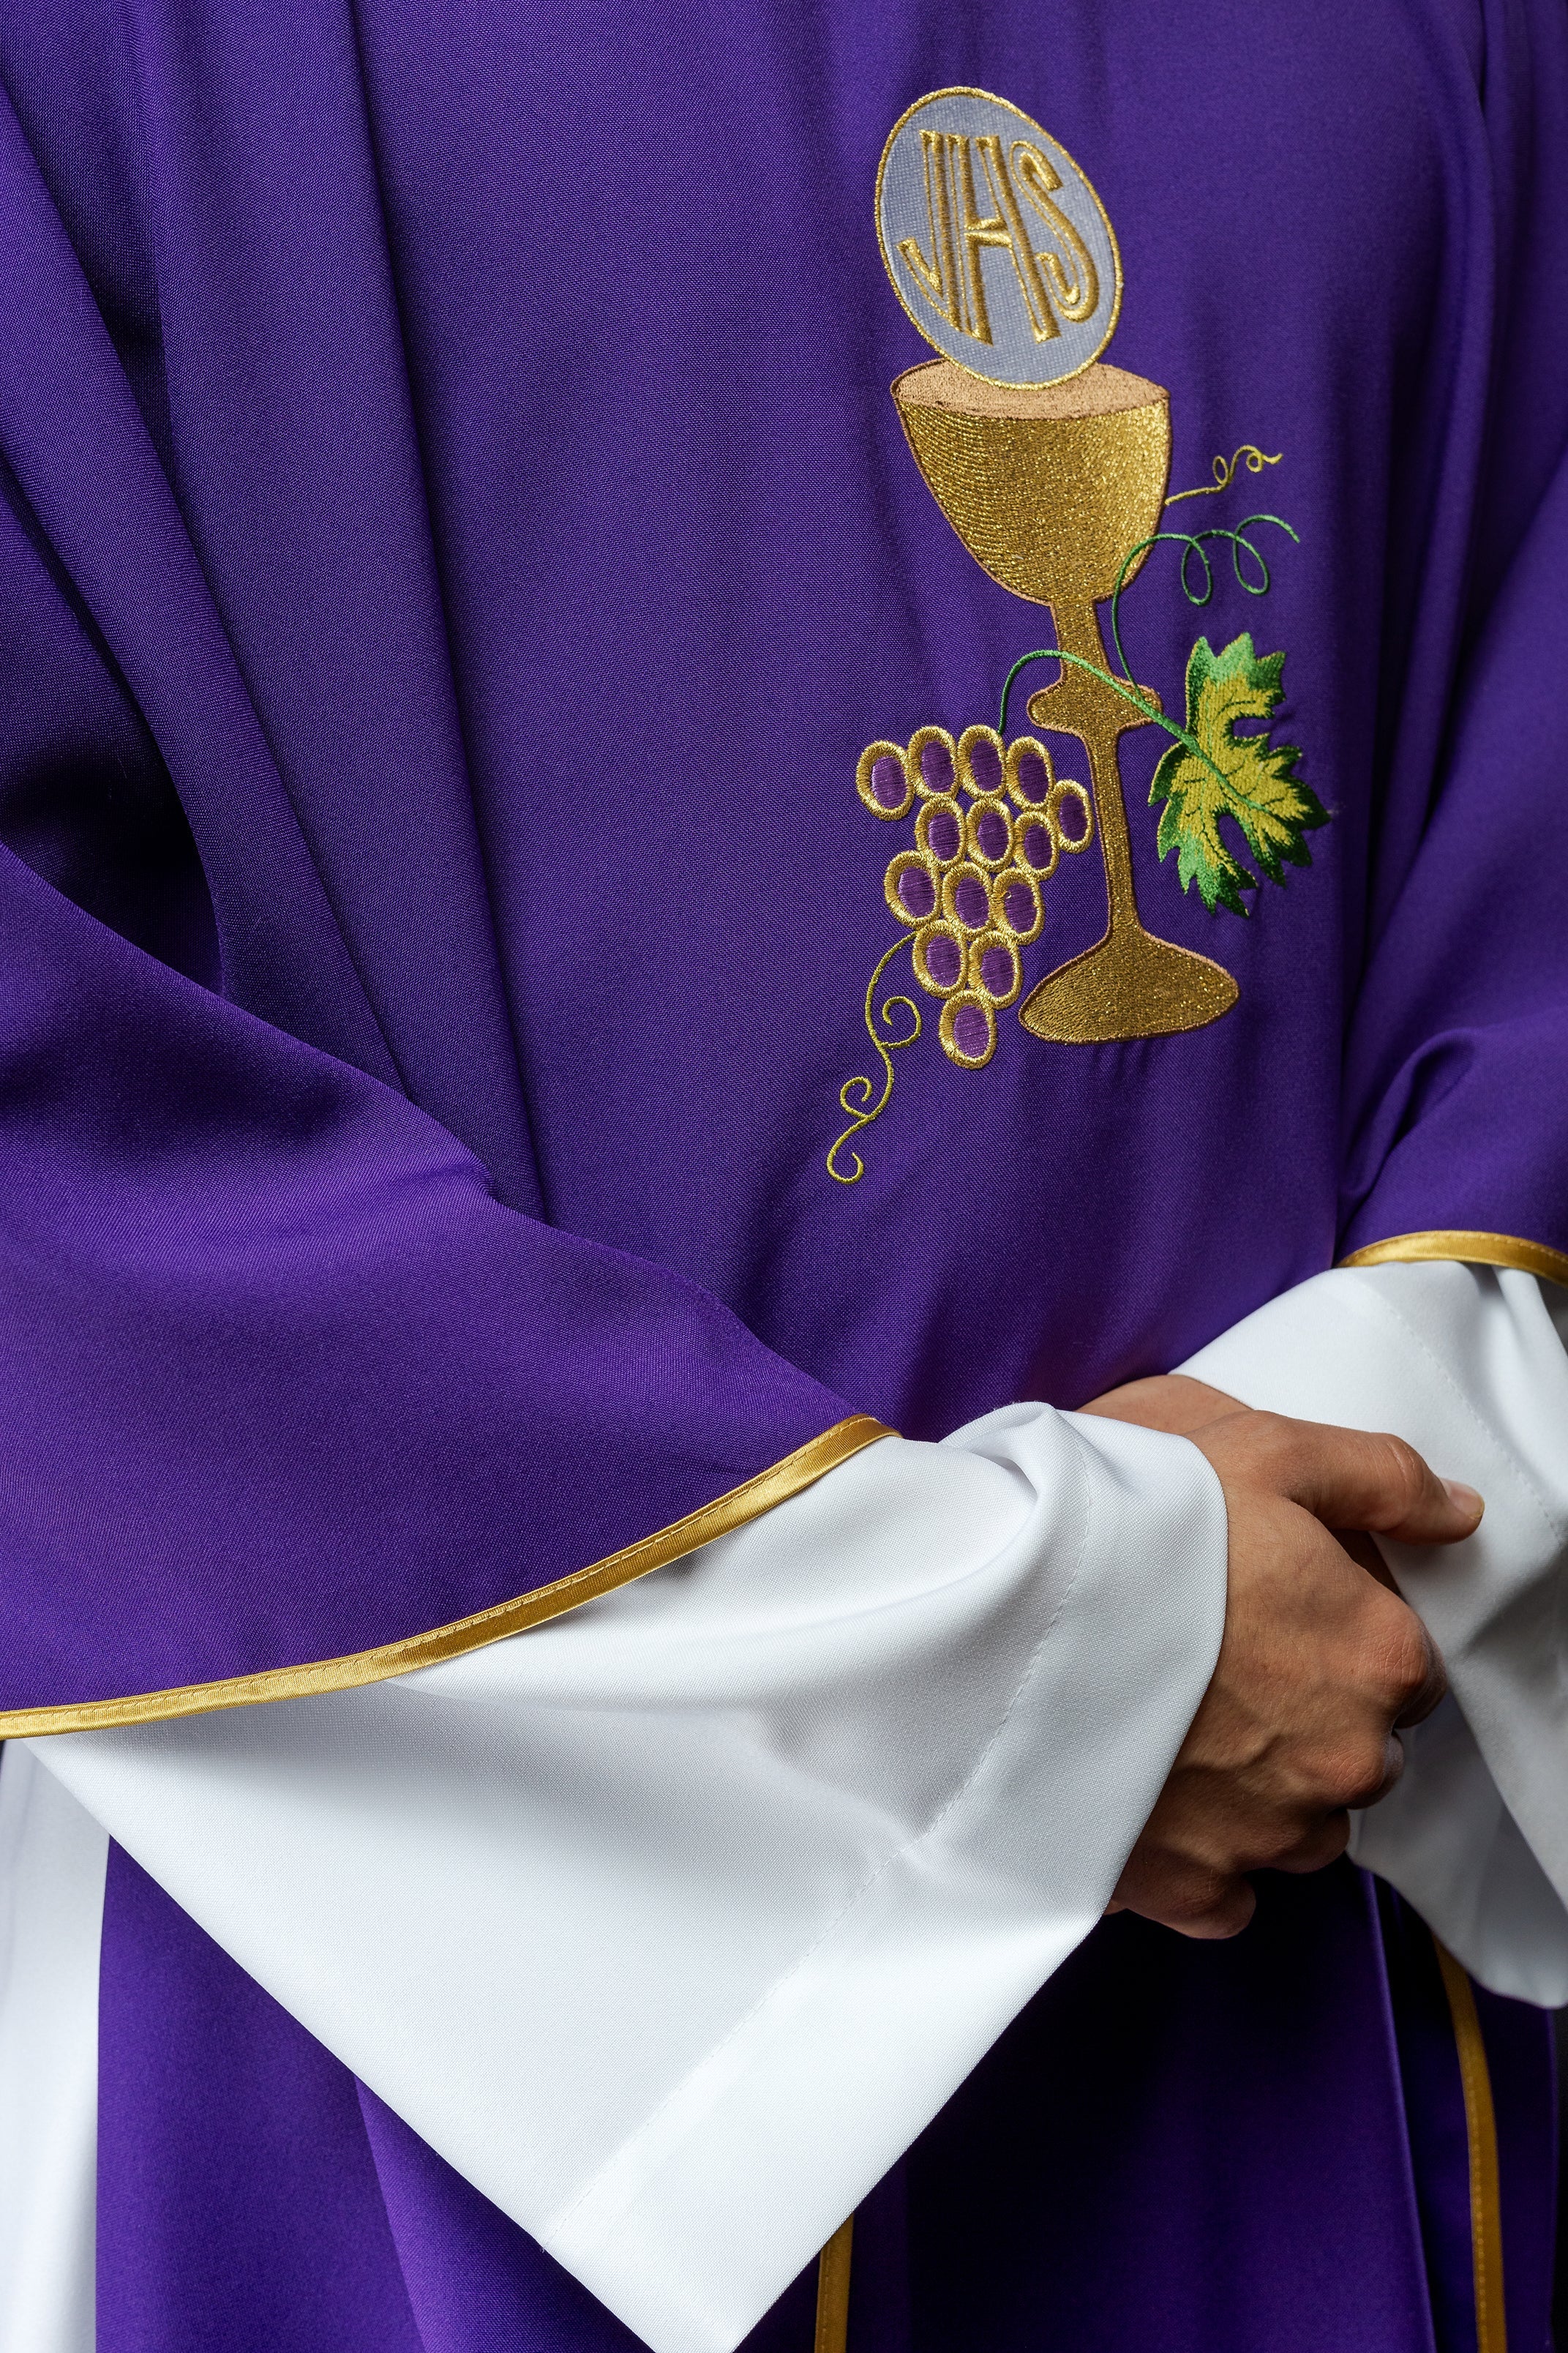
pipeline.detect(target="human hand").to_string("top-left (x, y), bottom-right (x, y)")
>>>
top-left (1080, 1370), bottom-right (1244, 1437)
top-left (1096, 1404), bottom-right (1479, 1939)
top-left (1083, 1374), bottom-right (1395, 1587)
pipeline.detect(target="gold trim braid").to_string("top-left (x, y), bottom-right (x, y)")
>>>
top-left (1434, 1941), bottom-right (1508, 2353)
top-left (4, 1415), bottom-right (893, 1740)
top-left (1340, 1229), bottom-right (1568, 1289)
top-left (814, 2215), bottom-right (855, 2353)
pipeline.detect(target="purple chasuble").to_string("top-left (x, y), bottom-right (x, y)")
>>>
top-left (0, 0), bottom-right (1564, 2344)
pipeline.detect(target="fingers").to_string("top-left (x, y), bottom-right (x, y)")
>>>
top-left (1335, 1527), bottom-right (1398, 1590)
top-left (1393, 1628), bottom-right (1448, 1727)
top-left (1116, 1800), bottom-right (1357, 1935)
top-left (1205, 1414), bottom-right (1483, 1545)
top-left (1344, 1579), bottom-right (1449, 1733)
top-left (1302, 1426), bottom-right (1482, 1542)
top-left (1112, 1407), bottom-right (1470, 1950)
top-left (1111, 1854), bottom-right (1258, 1939)
top-left (1272, 1811), bottom-right (1354, 1874)
top-left (1158, 1878), bottom-right (1257, 1939)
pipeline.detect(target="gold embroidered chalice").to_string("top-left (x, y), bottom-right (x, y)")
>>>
top-left (892, 359), bottom-right (1237, 1041)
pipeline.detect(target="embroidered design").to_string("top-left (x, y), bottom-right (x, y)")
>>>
top-left (1149, 632), bottom-right (1325, 913)
top-left (830, 89), bottom-right (1321, 1181)
top-left (826, 937), bottom-right (923, 1184)
top-left (1164, 444), bottom-right (1283, 506)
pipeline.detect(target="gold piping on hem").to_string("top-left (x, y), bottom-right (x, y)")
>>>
top-left (1340, 1229), bottom-right (1568, 1289)
top-left (814, 2215), bottom-right (855, 2353)
top-left (4, 1415), bottom-right (893, 1741)
top-left (1434, 1940), bottom-right (1508, 2353)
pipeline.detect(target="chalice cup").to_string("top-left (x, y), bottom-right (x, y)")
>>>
top-left (892, 359), bottom-right (1237, 1041)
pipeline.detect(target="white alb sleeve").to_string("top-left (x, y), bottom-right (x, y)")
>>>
top-left (1181, 1258), bottom-right (1568, 2008)
top-left (26, 1402), bottom-right (1225, 2353)
top-left (0, 1740), bottom-right (102, 2353)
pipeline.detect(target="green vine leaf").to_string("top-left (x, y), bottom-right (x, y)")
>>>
top-left (1148, 632), bottom-right (1327, 915)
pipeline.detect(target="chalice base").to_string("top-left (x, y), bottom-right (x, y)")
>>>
top-left (1019, 922), bottom-right (1238, 1044)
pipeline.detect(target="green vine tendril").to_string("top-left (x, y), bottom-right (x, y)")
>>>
top-left (1163, 444), bottom-right (1283, 506)
top-left (998, 643), bottom-right (1167, 741)
top-left (996, 515), bottom-right (1299, 824)
top-left (826, 934), bottom-right (923, 1184)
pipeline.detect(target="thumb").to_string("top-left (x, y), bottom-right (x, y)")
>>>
top-left (1280, 1421), bottom-right (1483, 1544)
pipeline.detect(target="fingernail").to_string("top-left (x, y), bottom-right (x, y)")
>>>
top-left (1443, 1479), bottom-right (1484, 1522)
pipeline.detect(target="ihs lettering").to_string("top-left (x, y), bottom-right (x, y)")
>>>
top-left (898, 132), bottom-right (1100, 348)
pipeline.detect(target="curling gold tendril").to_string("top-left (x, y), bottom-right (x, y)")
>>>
top-left (1164, 444), bottom-right (1283, 506)
top-left (827, 936), bottom-right (923, 1183)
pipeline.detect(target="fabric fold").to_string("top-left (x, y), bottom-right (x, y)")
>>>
top-left (34, 1402), bottom-right (1227, 2353)
top-left (0, 828), bottom-right (854, 1716)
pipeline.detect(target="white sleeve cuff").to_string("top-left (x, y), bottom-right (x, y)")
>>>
top-left (31, 1402), bottom-right (1226, 2353)
top-left (1181, 1259), bottom-right (1568, 2005)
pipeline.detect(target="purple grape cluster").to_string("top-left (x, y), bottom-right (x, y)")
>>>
top-left (855, 722), bottom-right (1095, 1069)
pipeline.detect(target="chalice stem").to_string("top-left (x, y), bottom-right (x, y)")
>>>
top-left (1051, 599), bottom-right (1142, 939)
top-left (1016, 592), bottom-right (1239, 1043)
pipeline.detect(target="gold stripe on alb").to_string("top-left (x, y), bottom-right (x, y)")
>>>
top-left (814, 2215), bottom-right (855, 2353)
top-left (1340, 1229), bottom-right (1568, 1288)
top-left (1433, 1941), bottom-right (1508, 2353)
top-left (2, 1415), bottom-right (893, 1740)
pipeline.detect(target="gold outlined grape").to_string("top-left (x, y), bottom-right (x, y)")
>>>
top-left (992, 867), bottom-right (1043, 942)
top-left (911, 919), bottom-right (967, 997)
top-left (1013, 809), bottom-right (1059, 878)
top-left (907, 725), bottom-right (959, 798)
top-left (965, 795), bottom-right (1015, 869)
top-left (939, 991), bottom-right (997, 1069)
top-left (858, 740), bottom-right (914, 820)
top-left (968, 929), bottom-right (1022, 1006)
top-left (957, 724), bottom-right (1007, 800)
top-left (915, 793), bottom-right (966, 863)
top-left (942, 859), bottom-right (994, 933)
top-left (1049, 777), bottom-right (1095, 852)
top-left (1005, 736), bottom-right (1054, 808)
top-left (885, 848), bottom-right (942, 927)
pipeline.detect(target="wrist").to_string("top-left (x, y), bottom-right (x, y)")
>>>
top-left (1079, 1373), bottom-right (1247, 1436)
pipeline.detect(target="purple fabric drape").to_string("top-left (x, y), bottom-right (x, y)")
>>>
top-left (0, 0), bottom-right (1564, 1705)
top-left (1, 0), bottom-right (1564, 2343)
